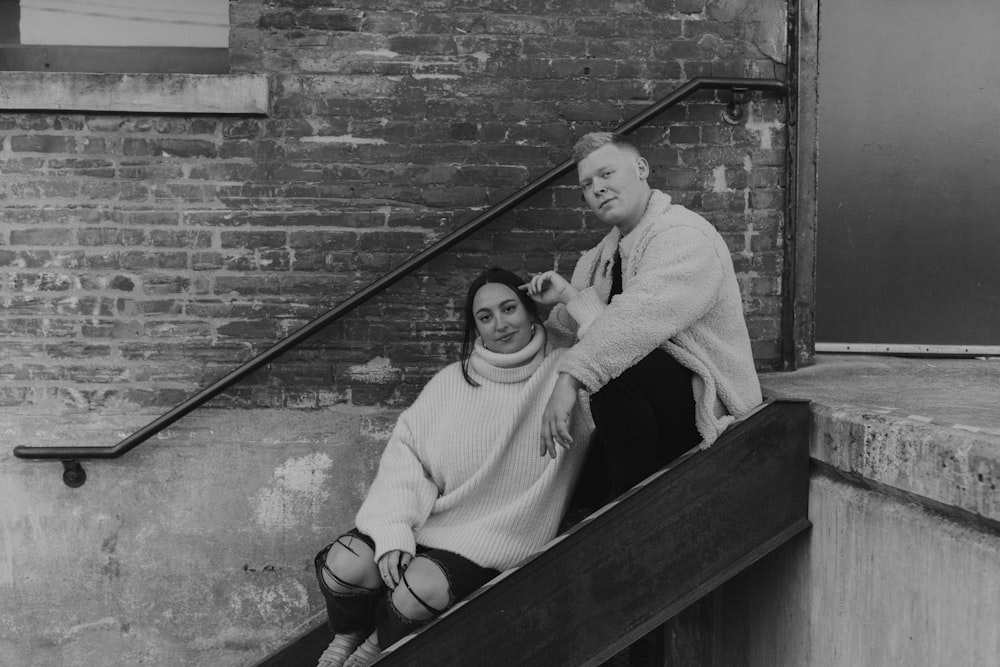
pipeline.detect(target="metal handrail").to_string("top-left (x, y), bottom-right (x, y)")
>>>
top-left (13, 77), bottom-right (787, 486)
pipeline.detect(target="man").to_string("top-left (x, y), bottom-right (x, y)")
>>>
top-left (522, 132), bottom-right (762, 498)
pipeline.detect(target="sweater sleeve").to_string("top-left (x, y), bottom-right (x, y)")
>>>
top-left (355, 412), bottom-right (439, 562)
top-left (542, 302), bottom-right (579, 349)
top-left (542, 244), bottom-right (608, 348)
top-left (558, 225), bottom-right (726, 392)
top-left (565, 286), bottom-right (606, 338)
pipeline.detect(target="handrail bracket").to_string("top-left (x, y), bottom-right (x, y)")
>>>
top-left (62, 460), bottom-right (87, 488)
top-left (723, 86), bottom-right (752, 125)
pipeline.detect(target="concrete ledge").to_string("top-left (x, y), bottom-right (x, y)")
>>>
top-left (807, 403), bottom-right (1000, 526)
top-left (761, 354), bottom-right (1000, 525)
top-left (0, 72), bottom-right (269, 115)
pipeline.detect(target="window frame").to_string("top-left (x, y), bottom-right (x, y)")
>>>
top-left (0, 0), bottom-right (266, 115)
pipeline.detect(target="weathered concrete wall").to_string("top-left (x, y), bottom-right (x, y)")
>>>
top-left (716, 471), bottom-right (1000, 666)
top-left (0, 408), bottom-right (395, 666)
top-left (712, 387), bottom-right (1000, 666)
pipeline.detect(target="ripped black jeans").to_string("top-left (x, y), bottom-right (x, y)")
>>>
top-left (314, 528), bottom-right (499, 649)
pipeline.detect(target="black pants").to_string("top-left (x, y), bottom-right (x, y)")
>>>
top-left (573, 349), bottom-right (701, 507)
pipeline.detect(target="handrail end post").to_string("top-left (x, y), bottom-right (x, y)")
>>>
top-left (722, 86), bottom-right (752, 125)
top-left (62, 460), bottom-right (87, 488)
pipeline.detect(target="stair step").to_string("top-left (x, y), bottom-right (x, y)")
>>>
top-left (253, 399), bottom-right (811, 667)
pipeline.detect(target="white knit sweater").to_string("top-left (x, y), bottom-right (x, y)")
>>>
top-left (355, 329), bottom-right (593, 570)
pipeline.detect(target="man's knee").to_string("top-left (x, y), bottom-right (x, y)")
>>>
top-left (593, 349), bottom-right (692, 406)
top-left (390, 557), bottom-right (451, 621)
top-left (320, 534), bottom-right (380, 593)
top-left (626, 348), bottom-right (688, 382)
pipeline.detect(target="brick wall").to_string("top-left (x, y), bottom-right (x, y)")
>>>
top-left (0, 0), bottom-right (788, 414)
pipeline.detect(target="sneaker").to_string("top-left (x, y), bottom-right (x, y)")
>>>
top-left (343, 637), bottom-right (381, 667)
top-left (317, 632), bottom-right (364, 667)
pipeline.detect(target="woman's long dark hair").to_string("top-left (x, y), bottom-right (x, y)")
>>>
top-left (460, 267), bottom-right (543, 387)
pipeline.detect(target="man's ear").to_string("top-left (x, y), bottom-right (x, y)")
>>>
top-left (636, 157), bottom-right (650, 180)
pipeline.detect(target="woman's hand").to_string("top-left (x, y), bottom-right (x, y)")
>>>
top-left (520, 271), bottom-right (579, 307)
top-left (540, 373), bottom-right (581, 459)
top-left (378, 550), bottom-right (413, 590)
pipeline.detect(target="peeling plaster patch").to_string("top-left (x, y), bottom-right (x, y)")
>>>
top-left (409, 74), bottom-right (462, 80)
top-left (741, 227), bottom-right (757, 257)
top-left (348, 356), bottom-right (402, 384)
top-left (360, 415), bottom-right (395, 441)
top-left (745, 112), bottom-right (781, 150)
top-left (469, 50), bottom-right (490, 67)
top-left (443, 298), bottom-right (458, 321)
top-left (238, 581), bottom-right (310, 625)
top-left (707, 0), bottom-right (786, 62)
top-left (298, 135), bottom-right (385, 145)
top-left (908, 414), bottom-right (935, 423)
top-left (193, 624), bottom-right (289, 651)
top-left (0, 520), bottom-right (15, 587)
top-left (741, 154), bottom-right (755, 214)
top-left (711, 165), bottom-right (732, 193)
top-left (229, 580), bottom-right (310, 626)
top-left (40, 617), bottom-right (120, 646)
top-left (68, 616), bottom-right (118, 636)
top-left (707, 0), bottom-right (742, 22)
top-left (357, 49), bottom-right (399, 58)
top-left (254, 453), bottom-right (333, 530)
top-left (698, 34), bottom-right (731, 57)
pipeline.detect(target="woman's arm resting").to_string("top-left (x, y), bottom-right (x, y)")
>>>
top-left (540, 372), bottom-right (582, 459)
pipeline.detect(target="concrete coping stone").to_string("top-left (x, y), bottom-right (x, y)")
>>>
top-left (772, 396), bottom-right (1000, 526)
top-left (0, 72), bottom-right (269, 115)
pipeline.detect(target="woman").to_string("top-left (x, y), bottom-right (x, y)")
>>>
top-left (313, 268), bottom-right (593, 667)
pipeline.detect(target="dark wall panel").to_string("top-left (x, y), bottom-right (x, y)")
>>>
top-left (817, 0), bottom-right (1000, 346)
top-left (0, 0), bottom-right (20, 44)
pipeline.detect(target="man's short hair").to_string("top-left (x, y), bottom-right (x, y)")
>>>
top-left (572, 132), bottom-right (640, 163)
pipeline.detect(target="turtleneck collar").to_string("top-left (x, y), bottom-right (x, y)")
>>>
top-left (469, 325), bottom-right (546, 383)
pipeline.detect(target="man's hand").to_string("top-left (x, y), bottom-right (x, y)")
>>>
top-left (520, 271), bottom-right (580, 307)
top-left (540, 373), bottom-right (581, 458)
top-left (378, 550), bottom-right (413, 590)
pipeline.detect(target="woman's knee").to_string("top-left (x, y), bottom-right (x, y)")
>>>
top-left (390, 557), bottom-right (451, 621)
top-left (320, 534), bottom-right (380, 593)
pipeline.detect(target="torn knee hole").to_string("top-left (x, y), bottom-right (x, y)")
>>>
top-left (391, 571), bottom-right (451, 621)
top-left (321, 537), bottom-right (379, 594)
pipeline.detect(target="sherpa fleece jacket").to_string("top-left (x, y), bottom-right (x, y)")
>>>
top-left (355, 330), bottom-right (593, 570)
top-left (545, 189), bottom-right (763, 446)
